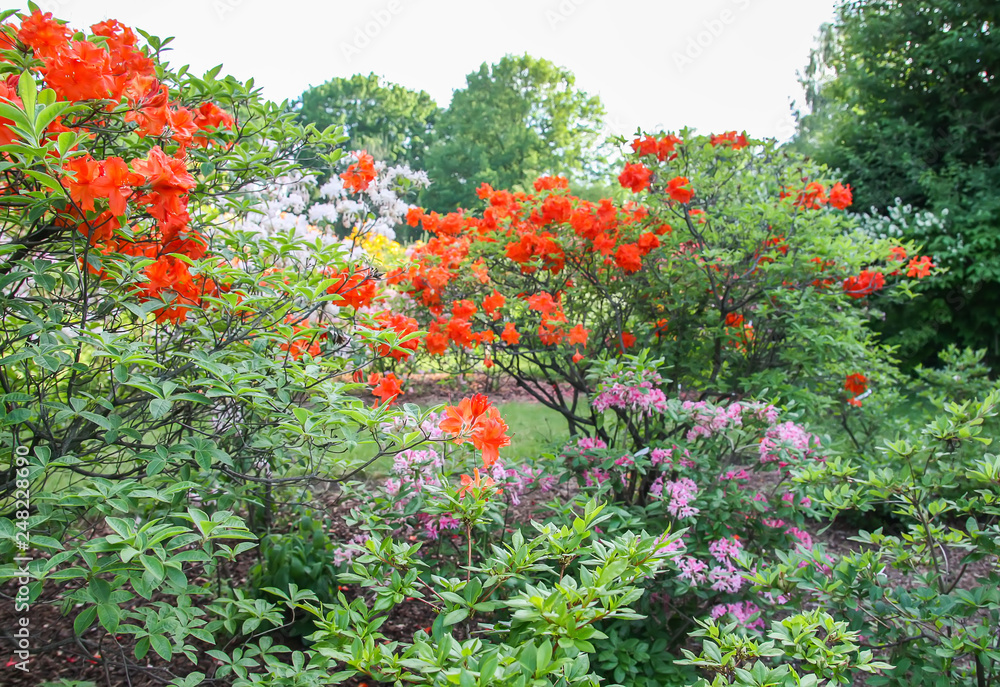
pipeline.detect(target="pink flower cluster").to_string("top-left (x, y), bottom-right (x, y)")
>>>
top-left (592, 370), bottom-right (668, 416)
top-left (384, 448), bottom-right (443, 503)
top-left (650, 446), bottom-right (694, 468)
top-left (332, 533), bottom-right (369, 566)
top-left (676, 555), bottom-right (708, 584)
top-left (486, 461), bottom-right (558, 506)
top-left (419, 512), bottom-right (461, 540)
top-left (576, 437), bottom-right (607, 451)
top-left (681, 400), bottom-right (779, 442)
top-left (707, 537), bottom-right (746, 593)
top-left (710, 601), bottom-right (764, 630)
top-left (650, 477), bottom-right (700, 518)
top-left (759, 421), bottom-right (821, 466)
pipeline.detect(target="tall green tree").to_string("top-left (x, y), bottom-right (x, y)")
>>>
top-left (296, 73), bottom-right (439, 168)
top-left (795, 0), bottom-right (1000, 366)
top-left (422, 54), bottom-right (607, 212)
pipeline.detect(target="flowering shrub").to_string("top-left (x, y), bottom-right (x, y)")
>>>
top-left (0, 9), bottom-right (424, 682)
top-left (754, 390), bottom-right (1000, 687)
top-left (549, 355), bottom-right (824, 678)
top-left (387, 131), bottom-right (937, 441)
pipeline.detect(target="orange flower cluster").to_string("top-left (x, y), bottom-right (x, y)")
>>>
top-left (325, 267), bottom-right (379, 310)
top-left (844, 373), bottom-right (868, 407)
top-left (371, 312), bottom-right (420, 361)
top-left (388, 177), bottom-right (660, 363)
top-left (279, 318), bottom-right (326, 360)
top-left (842, 270), bottom-right (886, 299)
top-left (440, 394), bottom-right (511, 471)
top-left (1, 12), bottom-right (239, 324)
top-left (785, 181), bottom-right (853, 211)
top-left (340, 151), bottom-right (377, 193)
top-left (710, 131), bottom-right (749, 149)
top-left (723, 312), bottom-right (755, 351)
top-left (619, 163), bottom-right (652, 193)
top-left (630, 134), bottom-right (681, 161)
top-left (11, 13), bottom-right (233, 151)
top-left (906, 256), bottom-right (934, 279)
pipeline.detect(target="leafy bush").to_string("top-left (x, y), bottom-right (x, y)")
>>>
top-left (758, 391), bottom-right (1000, 686)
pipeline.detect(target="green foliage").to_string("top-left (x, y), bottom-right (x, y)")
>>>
top-left (304, 499), bottom-right (681, 686)
top-left (678, 613), bottom-right (891, 686)
top-left (249, 509), bottom-right (344, 636)
top-left (795, 0), bottom-right (1000, 364)
top-left (295, 72), bottom-right (439, 170)
top-left (421, 54), bottom-right (606, 211)
top-left (766, 391), bottom-right (1000, 686)
top-left (0, 11), bottom-right (423, 683)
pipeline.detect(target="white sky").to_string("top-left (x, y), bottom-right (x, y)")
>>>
top-left (36, 0), bottom-right (836, 141)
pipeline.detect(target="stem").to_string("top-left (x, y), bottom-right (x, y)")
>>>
top-left (466, 523), bottom-right (473, 583)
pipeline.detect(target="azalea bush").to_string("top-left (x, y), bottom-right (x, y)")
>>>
top-left (521, 353), bottom-right (826, 684)
top-left (387, 131), bottom-right (939, 449)
top-left (0, 8), bottom-right (427, 682)
top-left (751, 391), bottom-right (1000, 687)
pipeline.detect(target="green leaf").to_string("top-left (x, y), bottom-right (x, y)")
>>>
top-left (442, 608), bottom-right (468, 626)
top-left (74, 605), bottom-right (97, 635)
top-left (150, 398), bottom-right (172, 419)
top-left (97, 602), bottom-right (120, 633)
top-left (149, 633), bottom-right (172, 660)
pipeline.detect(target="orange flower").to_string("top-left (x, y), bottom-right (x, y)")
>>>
top-left (63, 156), bottom-right (101, 212)
top-left (439, 394), bottom-right (493, 438)
top-left (842, 270), bottom-right (885, 299)
top-left (844, 373), bottom-right (867, 396)
top-left (794, 182), bottom-right (827, 210)
top-left (567, 324), bottom-right (589, 347)
top-left (457, 468), bottom-right (498, 499)
top-left (501, 322), bottom-right (520, 345)
top-left (906, 256), bottom-right (934, 279)
top-left (452, 299), bottom-right (478, 319)
top-left (340, 151), bottom-right (377, 193)
top-left (370, 372), bottom-right (404, 407)
top-left (471, 407), bottom-right (511, 467)
top-left (710, 131), bottom-right (749, 149)
top-left (888, 246), bottom-right (907, 262)
top-left (618, 163), bottom-right (652, 193)
top-left (482, 289), bottom-right (505, 319)
top-left (828, 182), bottom-right (853, 210)
top-left (470, 259), bottom-right (490, 284)
top-left (666, 176), bottom-right (694, 204)
top-left (90, 157), bottom-right (143, 216)
top-left (526, 292), bottom-right (560, 315)
top-left (636, 232), bottom-right (660, 254)
top-left (614, 243), bottom-right (643, 273)
top-left (572, 350), bottom-right (584, 364)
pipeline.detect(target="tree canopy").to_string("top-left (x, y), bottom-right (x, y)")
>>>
top-left (421, 54), bottom-right (607, 212)
top-left (795, 0), bottom-right (1000, 365)
top-left (296, 72), bottom-right (439, 168)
